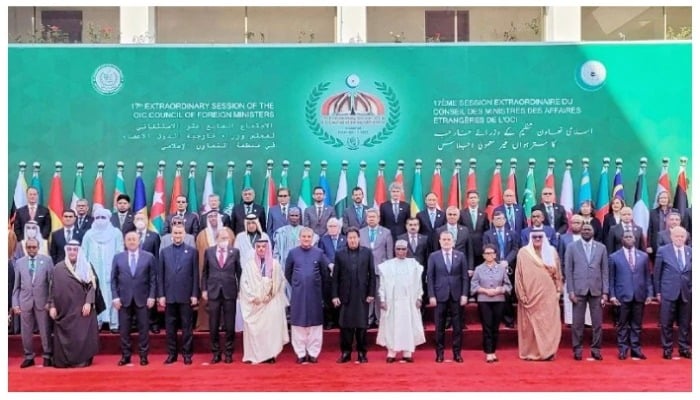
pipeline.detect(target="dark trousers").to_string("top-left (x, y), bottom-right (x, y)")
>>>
top-left (502, 268), bottom-right (516, 325)
top-left (478, 301), bottom-right (504, 354)
top-left (165, 302), bottom-right (194, 357)
top-left (660, 298), bottom-right (691, 353)
top-left (118, 300), bottom-right (149, 358)
top-left (435, 295), bottom-right (463, 356)
top-left (340, 327), bottom-right (367, 354)
top-left (572, 293), bottom-right (603, 354)
top-left (616, 300), bottom-right (645, 355)
top-left (323, 304), bottom-right (339, 328)
top-left (207, 294), bottom-right (236, 356)
top-left (149, 307), bottom-right (164, 329)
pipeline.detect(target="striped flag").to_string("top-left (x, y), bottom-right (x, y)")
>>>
top-left (578, 158), bottom-right (592, 207)
top-left (133, 164), bottom-right (149, 219)
top-left (484, 160), bottom-right (503, 219)
top-left (522, 160), bottom-right (536, 220)
top-left (654, 158), bottom-right (671, 208)
top-left (31, 163), bottom-right (44, 206)
top-left (113, 161), bottom-right (127, 212)
top-left (48, 163), bottom-right (65, 232)
top-left (186, 163), bottom-right (199, 214)
top-left (149, 163), bottom-right (166, 233)
top-left (335, 162), bottom-right (349, 217)
top-left (431, 160), bottom-right (444, 210)
top-left (447, 161), bottom-right (461, 208)
top-left (507, 159), bottom-right (519, 204)
top-left (319, 165), bottom-right (333, 206)
top-left (612, 159), bottom-right (625, 201)
top-left (222, 162), bottom-right (236, 216)
top-left (169, 161), bottom-right (184, 214)
top-left (201, 163), bottom-right (215, 213)
top-left (279, 161), bottom-right (289, 189)
top-left (560, 161), bottom-right (574, 223)
top-left (393, 162), bottom-right (406, 201)
top-left (673, 157), bottom-right (688, 217)
top-left (373, 164), bottom-right (387, 209)
top-left (261, 163), bottom-right (277, 216)
top-left (410, 160), bottom-right (424, 217)
top-left (357, 162), bottom-right (368, 206)
top-left (70, 163), bottom-right (85, 212)
top-left (544, 158), bottom-right (557, 203)
top-left (93, 162), bottom-right (105, 209)
top-left (595, 159), bottom-right (610, 223)
top-left (632, 159), bottom-right (650, 245)
top-left (297, 163), bottom-right (312, 213)
top-left (464, 159), bottom-right (477, 208)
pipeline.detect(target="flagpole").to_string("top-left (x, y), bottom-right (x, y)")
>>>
top-left (508, 158), bottom-right (518, 204)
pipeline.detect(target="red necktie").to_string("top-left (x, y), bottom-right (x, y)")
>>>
top-left (217, 249), bottom-right (225, 268)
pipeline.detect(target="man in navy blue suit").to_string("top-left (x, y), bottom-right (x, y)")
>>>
top-left (416, 192), bottom-right (446, 254)
top-left (654, 226), bottom-right (692, 360)
top-left (609, 231), bottom-right (654, 360)
top-left (521, 210), bottom-right (557, 248)
top-left (427, 230), bottom-right (469, 363)
top-left (494, 189), bottom-right (527, 239)
top-left (158, 225), bottom-right (200, 365)
top-left (111, 231), bottom-right (157, 366)
top-left (49, 209), bottom-right (84, 264)
top-left (379, 183), bottom-right (410, 241)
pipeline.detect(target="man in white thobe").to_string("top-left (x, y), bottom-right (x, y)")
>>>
top-left (240, 239), bottom-right (289, 364)
top-left (376, 240), bottom-right (426, 363)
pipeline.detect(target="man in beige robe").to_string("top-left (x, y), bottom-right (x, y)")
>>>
top-left (515, 230), bottom-right (563, 361)
top-left (376, 240), bottom-right (426, 363)
top-left (240, 239), bottom-right (289, 364)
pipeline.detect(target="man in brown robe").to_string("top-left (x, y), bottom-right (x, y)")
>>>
top-left (48, 240), bottom-right (100, 368)
top-left (515, 230), bottom-right (562, 361)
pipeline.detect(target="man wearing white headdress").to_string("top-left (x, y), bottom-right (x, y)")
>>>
top-left (81, 205), bottom-right (124, 332)
top-left (48, 240), bottom-right (100, 368)
top-left (515, 229), bottom-right (563, 361)
top-left (233, 214), bottom-right (270, 331)
top-left (13, 221), bottom-right (49, 262)
top-left (240, 238), bottom-right (289, 364)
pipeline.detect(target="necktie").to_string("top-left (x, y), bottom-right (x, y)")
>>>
top-left (429, 211), bottom-right (436, 228)
top-left (497, 230), bottom-right (505, 259)
top-left (29, 258), bottom-right (36, 280)
top-left (260, 258), bottom-right (266, 276)
top-left (282, 205), bottom-right (287, 220)
top-left (393, 203), bottom-right (399, 221)
top-left (355, 206), bottom-right (363, 223)
top-left (471, 209), bottom-right (477, 230)
top-left (66, 228), bottom-right (72, 242)
top-left (369, 228), bottom-right (376, 243)
top-left (140, 231), bottom-right (145, 245)
top-left (129, 253), bottom-right (136, 275)
top-left (585, 242), bottom-right (592, 262)
top-left (317, 207), bottom-right (323, 220)
top-left (246, 204), bottom-right (252, 215)
top-left (547, 205), bottom-right (554, 226)
top-left (119, 213), bottom-right (125, 227)
top-left (628, 249), bottom-right (635, 271)
top-left (332, 237), bottom-right (338, 250)
top-left (218, 248), bottom-right (225, 268)
top-left (507, 206), bottom-right (514, 228)
top-left (411, 235), bottom-right (417, 251)
top-left (445, 252), bottom-right (452, 272)
top-left (78, 216), bottom-right (84, 228)
top-left (676, 248), bottom-right (685, 270)
top-left (29, 206), bottom-right (36, 220)
top-left (449, 225), bottom-right (457, 240)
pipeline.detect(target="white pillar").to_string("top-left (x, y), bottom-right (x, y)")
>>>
top-left (119, 6), bottom-right (156, 43)
top-left (544, 6), bottom-right (581, 41)
top-left (336, 6), bottom-right (366, 43)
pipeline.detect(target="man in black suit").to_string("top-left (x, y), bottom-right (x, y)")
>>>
top-left (532, 188), bottom-right (568, 235)
top-left (49, 209), bottom-right (83, 264)
top-left (459, 190), bottom-right (490, 268)
top-left (317, 217), bottom-right (346, 330)
top-left (427, 230), bottom-right (469, 363)
top-left (398, 217), bottom-right (430, 317)
top-left (201, 229), bottom-right (241, 364)
top-left (165, 195), bottom-right (200, 235)
top-left (606, 206), bottom-right (644, 254)
top-left (656, 211), bottom-right (691, 248)
top-left (434, 206), bottom-right (473, 272)
top-left (494, 189), bottom-right (527, 239)
top-left (158, 225), bottom-right (200, 365)
top-left (133, 213), bottom-right (162, 334)
top-left (111, 231), bottom-right (157, 366)
top-left (111, 194), bottom-right (136, 234)
top-left (74, 198), bottom-right (94, 232)
top-left (341, 187), bottom-right (370, 234)
top-left (14, 186), bottom-right (51, 240)
top-left (231, 188), bottom-right (266, 234)
top-left (482, 211), bottom-right (519, 328)
top-left (416, 192), bottom-right (446, 254)
top-left (379, 183), bottom-right (410, 241)
top-left (198, 194), bottom-right (232, 233)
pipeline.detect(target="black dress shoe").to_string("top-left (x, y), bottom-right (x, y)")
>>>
top-left (150, 326), bottom-right (160, 334)
top-left (164, 355), bottom-right (177, 364)
top-left (574, 354), bottom-right (582, 361)
top-left (265, 357), bottom-right (276, 364)
top-left (386, 357), bottom-right (396, 363)
top-left (43, 358), bottom-right (53, 367)
top-left (618, 353), bottom-right (627, 360)
top-left (631, 352), bottom-right (647, 360)
top-left (403, 357), bottom-right (414, 363)
top-left (211, 354), bottom-right (222, 364)
top-left (358, 353), bottom-right (368, 363)
top-left (592, 352), bottom-right (603, 361)
top-left (140, 357), bottom-right (149, 366)
top-left (296, 357), bottom-right (306, 364)
top-left (453, 355), bottom-right (464, 363)
top-left (324, 324), bottom-right (333, 330)
top-left (307, 356), bottom-right (318, 363)
top-left (436, 354), bottom-right (444, 363)
top-left (336, 352), bottom-right (351, 363)
top-left (118, 357), bottom-right (131, 366)
top-left (663, 351), bottom-right (673, 360)
top-left (679, 350), bottom-right (692, 359)
top-left (184, 357), bottom-right (193, 365)
top-left (224, 355), bottom-right (233, 364)
top-left (20, 359), bottom-right (35, 368)
top-left (110, 329), bottom-right (119, 334)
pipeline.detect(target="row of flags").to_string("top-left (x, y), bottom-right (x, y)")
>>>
top-left (9, 157), bottom-right (690, 237)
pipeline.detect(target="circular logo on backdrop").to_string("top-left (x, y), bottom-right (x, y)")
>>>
top-left (305, 74), bottom-right (400, 150)
top-left (92, 64), bottom-right (124, 95)
top-left (575, 60), bottom-right (607, 91)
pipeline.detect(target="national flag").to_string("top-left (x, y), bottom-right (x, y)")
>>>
top-left (507, 158), bottom-right (519, 204)
top-left (522, 160), bottom-right (536, 220)
top-left (186, 162), bottom-right (199, 214)
top-left (222, 162), bottom-right (235, 216)
top-left (632, 158), bottom-right (650, 245)
top-left (133, 164), bottom-right (149, 219)
top-left (261, 163), bottom-right (277, 216)
top-left (410, 160), bottom-right (424, 217)
top-left (335, 162), bottom-right (349, 217)
top-left (9, 162), bottom-right (29, 229)
top-left (464, 159), bottom-right (477, 208)
top-left (31, 162), bottom-right (44, 205)
top-left (149, 164), bottom-right (166, 233)
top-left (297, 162), bottom-right (312, 212)
top-left (373, 163), bottom-right (387, 209)
top-left (319, 164), bottom-right (333, 207)
top-left (357, 162), bottom-right (368, 206)
top-left (279, 161), bottom-right (290, 189)
top-left (673, 157), bottom-right (689, 217)
top-left (654, 157), bottom-right (671, 208)
top-left (431, 160), bottom-right (444, 210)
top-left (70, 163), bottom-right (85, 212)
top-left (447, 161), bottom-right (461, 208)
top-left (393, 161), bottom-right (406, 201)
top-left (243, 162), bottom-right (253, 191)
top-left (201, 163), bottom-right (215, 213)
top-left (560, 160), bottom-right (574, 223)
top-left (578, 158), bottom-right (592, 207)
top-left (48, 163), bottom-right (65, 232)
top-left (113, 161), bottom-right (127, 212)
top-left (612, 159), bottom-right (625, 202)
top-left (169, 161), bottom-right (184, 214)
top-left (544, 158), bottom-right (557, 203)
top-left (93, 162), bottom-right (105, 208)
top-left (484, 160), bottom-right (503, 219)
top-left (595, 158), bottom-right (611, 223)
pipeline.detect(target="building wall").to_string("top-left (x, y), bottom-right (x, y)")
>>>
top-left (246, 6), bottom-right (336, 43)
top-left (155, 7), bottom-right (246, 44)
top-left (8, 6), bottom-right (120, 43)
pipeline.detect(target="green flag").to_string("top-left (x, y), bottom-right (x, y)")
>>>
top-left (31, 167), bottom-right (44, 205)
top-left (70, 164), bottom-right (85, 211)
top-left (112, 163), bottom-right (126, 212)
top-left (297, 165), bottom-right (312, 213)
top-left (334, 164), bottom-right (348, 217)
top-left (222, 164), bottom-right (235, 215)
top-left (522, 164), bottom-right (536, 220)
top-left (279, 163), bottom-right (289, 189)
top-left (410, 163), bottom-right (424, 217)
top-left (187, 166), bottom-right (199, 213)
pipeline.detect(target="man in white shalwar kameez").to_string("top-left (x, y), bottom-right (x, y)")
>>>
top-left (240, 239), bottom-right (289, 364)
top-left (376, 240), bottom-right (426, 362)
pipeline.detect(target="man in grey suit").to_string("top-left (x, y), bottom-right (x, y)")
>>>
top-left (111, 231), bottom-right (157, 366)
top-left (342, 187), bottom-right (369, 234)
top-left (565, 223), bottom-right (609, 361)
top-left (359, 208), bottom-right (393, 327)
top-left (12, 238), bottom-right (54, 368)
top-left (304, 186), bottom-right (336, 237)
top-left (654, 226), bottom-right (692, 360)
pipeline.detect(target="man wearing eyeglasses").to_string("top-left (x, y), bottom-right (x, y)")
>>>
top-left (49, 209), bottom-right (84, 264)
top-left (532, 188), bottom-right (568, 235)
top-left (160, 216), bottom-right (197, 252)
top-left (165, 195), bottom-right (200, 235)
top-left (267, 188), bottom-right (297, 247)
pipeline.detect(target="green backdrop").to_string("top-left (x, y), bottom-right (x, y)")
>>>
top-left (8, 42), bottom-right (691, 208)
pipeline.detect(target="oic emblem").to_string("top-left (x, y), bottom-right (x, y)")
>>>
top-left (575, 60), bottom-right (607, 91)
top-left (92, 64), bottom-right (124, 95)
top-left (305, 74), bottom-right (400, 150)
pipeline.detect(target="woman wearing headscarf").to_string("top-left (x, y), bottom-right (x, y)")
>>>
top-left (515, 229), bottom-right (563, 361)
